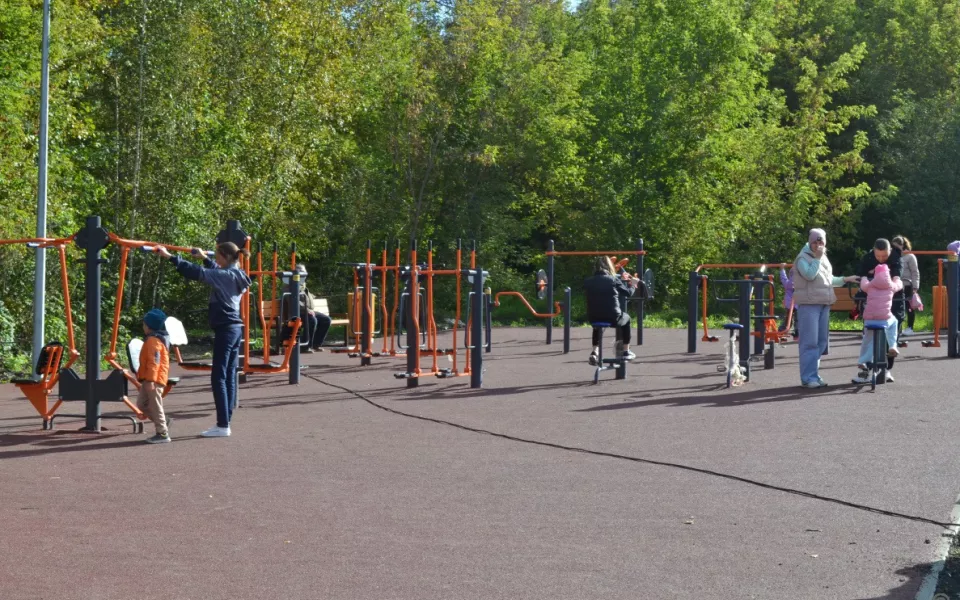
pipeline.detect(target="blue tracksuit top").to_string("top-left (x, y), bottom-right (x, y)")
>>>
top-left (169, 256), bottom-right (252, 328)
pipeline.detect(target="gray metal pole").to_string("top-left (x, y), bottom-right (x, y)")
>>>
top-left (30, 0), bottom-right (53, 380)
top-left (752, 274), bottom-right (765, 357)
top-left (563, 287), bottom-right (571, 354)
top-left (361, 240), bottom-right (372, 366)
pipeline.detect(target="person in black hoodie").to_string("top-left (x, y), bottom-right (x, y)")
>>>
top-left (583, 256), bottom-right (637, 365)
top-left (158, 242), bottom-right (252, 437)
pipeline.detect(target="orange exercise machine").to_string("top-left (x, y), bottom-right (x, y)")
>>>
top-left (393, 240), bottom-right (489, 387)
top-left (4, 236), bottom-right (80, 426)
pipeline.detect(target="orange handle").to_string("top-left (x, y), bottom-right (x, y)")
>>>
top-left (493, 292), bottom-right (561, 318)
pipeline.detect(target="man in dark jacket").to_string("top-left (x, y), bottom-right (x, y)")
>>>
top-left (583, 256), bottom-right (637, 365)
top-left (856, 238), bottom-right (905, 325)
top-left (855, 238), bottom-right (905, 380)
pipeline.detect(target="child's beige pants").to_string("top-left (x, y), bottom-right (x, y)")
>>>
top-left (137, 384), bottom-right (168, 436)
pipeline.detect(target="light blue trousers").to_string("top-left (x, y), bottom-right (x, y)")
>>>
top-left (857, 317), bottom-right (898, 366)
top-left (797, 304), bottom-right (830, 384)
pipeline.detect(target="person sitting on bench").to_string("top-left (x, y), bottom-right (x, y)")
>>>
top-left (280, 266), bottom-right (332, 352)
top-left (584, 256), bottom-right (637, 365)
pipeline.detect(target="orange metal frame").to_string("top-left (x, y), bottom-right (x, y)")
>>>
top-left (4, 237), bottom-right (81, 421)
top-left (108, 233), bottom-right (302, 378)
top-left (399, 243), bottom-right (478, 380)
top-left (242, 238), bottom-right (302, 375)
top-left (245, 242), bottom-right (302, 373)
top-left (911, 251), bottom-right (955, 348)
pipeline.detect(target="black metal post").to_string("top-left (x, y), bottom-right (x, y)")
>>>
top-left (949, 255), bottom-right (959, 358)
top-left (217, 219), bottom-right (247, 247)
top-left (289, 263), bottom-right (301, 385)
top-left (563, 287), bottom-right (572, 354)
top-left (752, 274), bottom-right (765, 357)
top-left (485, 287), bottom-right (492, 353)
top-left (77, 215), bottom-right (109, 432)
top-left (636, 238), bottom-right (644, 346)
top-left (361, 240), bottom-right (372, 366)
top-left (546, 240), bottom-right (554, 345)
top-left (687, 271), bottom-right (699, 353)
top-left (407, 240), bottom-right (419, 388)
top-left (471, 268), bottom-right (484, 388)
top-left (738, 280), bottom-right (752, 381)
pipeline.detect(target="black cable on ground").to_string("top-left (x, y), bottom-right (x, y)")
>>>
top-left (304, 372), bottom-right (954, 530)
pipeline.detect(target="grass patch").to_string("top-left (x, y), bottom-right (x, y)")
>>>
top-left (935, 535), bottom-right (960, 598)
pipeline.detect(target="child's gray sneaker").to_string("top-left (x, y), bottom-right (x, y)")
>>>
top-left (146, 433), bottom-right (170, 444)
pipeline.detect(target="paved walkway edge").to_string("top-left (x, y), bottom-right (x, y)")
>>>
top-left (916, 493), bottom-right (960, 600)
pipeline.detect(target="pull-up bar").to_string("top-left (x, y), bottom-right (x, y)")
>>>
top-left (546, 250), bottom-right (647, 256)
top-left (695, 263), bottom-right (791, 273)
top-left (544, 238), bottom-right (647, 346)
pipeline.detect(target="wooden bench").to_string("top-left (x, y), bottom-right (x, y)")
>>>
top-left (830, 286), bottom-right (860, 314)
top-left (260, 296), bottom-right (351, 347)
top-left (316, 298), bottom-right (351, 345)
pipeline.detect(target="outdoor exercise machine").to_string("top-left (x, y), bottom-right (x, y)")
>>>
top-left (914, 251), bottom-right (959, 356)
top-left (687, 263), bottom-right (792, 354)
top-left (394, 240), bottom-right (489, 388)
top-left (492, 271), bottom-right (571, 352)
top-left (8, 216), bottom-right (156, 431)
top-left (344, 239), bottom-right (490, 371)
top-left (5, 235), bottom-right (79, 424)
top-left (243, 237), bottom-right (302, 380)
top-left (543, 239), bottom-right (650, 346)
top-left (113, 221), bottom-right (303, 388)
top-left (705, 277), bottom-right (780, 385)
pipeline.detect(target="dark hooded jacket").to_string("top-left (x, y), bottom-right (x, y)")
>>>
top-left (169, 256), bottom-right (252, 328)
top-left (583, 272), bottom-right (632, 323)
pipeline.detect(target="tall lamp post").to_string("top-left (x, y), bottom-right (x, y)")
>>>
top-left (31, 0), bottom-right (52, 378)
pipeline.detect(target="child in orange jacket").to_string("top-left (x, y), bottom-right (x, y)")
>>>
top-left (138, 309), bottom-right (171, 444)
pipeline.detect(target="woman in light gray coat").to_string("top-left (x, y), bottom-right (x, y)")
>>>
top-left (793, 229), bottom-right (860, 388)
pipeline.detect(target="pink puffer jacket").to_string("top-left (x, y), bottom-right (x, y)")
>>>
top-left (860, 263), bottom-right (903, 321)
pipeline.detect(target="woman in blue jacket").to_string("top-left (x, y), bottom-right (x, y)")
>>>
top-left (158, 242), bottom-right (251, 437)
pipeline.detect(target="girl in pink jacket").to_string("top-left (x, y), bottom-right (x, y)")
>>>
top-left (852, 263), bottom-right (903, 384)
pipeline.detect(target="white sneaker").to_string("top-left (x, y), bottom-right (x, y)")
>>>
top-left (851, 375), bottom-right (871, 385)
top-left (200, 426), bottom-right (231, 437)
top-left (902, 327), bottom-right (914, 336)
top-left (884, 372), bottom-right (895, 383)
